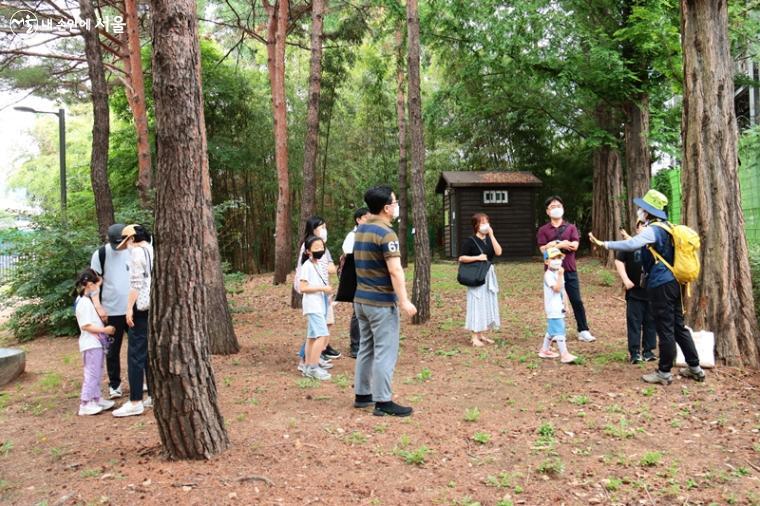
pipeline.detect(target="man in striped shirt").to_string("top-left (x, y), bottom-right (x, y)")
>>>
top-left (353, 185), bottom-right (417, 417)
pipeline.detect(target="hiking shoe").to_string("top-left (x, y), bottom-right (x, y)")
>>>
top-left (97, 399), bottom-right (115, 411)
top-left (679, 367), bottom-right (706, 382)
top-left (319, 358), bottom-right (334, 369)
top-left (578, 331), bottom-right (596, 342)
top-left (373, 401), bottom-right (413, 417)
top-left (631, 354), bottom-right (643, 364)
top-left (642, 352), bottom-right (657, 362)
top-left (642, 370), bottom-right (672, 385)
top-left (109, 386), bottom-right (123, 399)
top-left (538, 348), bottom-right (559, 359)
top-left (143, 396), bottom-right (153, 408)
top-left (304, 365), bottom-right (331, 381)
top-left (113, 401), bottom-right (145, 417)
top-left (78, 401), bottom-right (104, 416)
top-left (323, 345), bottom-right (341, 359)
top-left (354, 394), bottom-right (374, 408)
top-left (349, 351), bottom-right (358, 359)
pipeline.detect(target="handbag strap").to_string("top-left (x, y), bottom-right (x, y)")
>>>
top-left (470, 236), bottom-right (485, 256)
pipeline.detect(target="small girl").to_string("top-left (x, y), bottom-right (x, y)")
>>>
top-left (75, 268), bottom-right (116, 416)
top-left (539, 248), bottom-right (577, 364)
top-left (299, 236), bottom-right (333, 380)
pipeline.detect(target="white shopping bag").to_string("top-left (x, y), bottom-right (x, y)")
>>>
top-left (675, 327), bottom-right (716, 368)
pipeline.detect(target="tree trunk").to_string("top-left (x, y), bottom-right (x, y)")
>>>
top-left (124, 0), bottom-right (153, 208)
top-left (149, 0), bottom-right (229, 459)
top-left (406, 0), bottom-right (431, 324)
top-left (395, 27), bottom-right (409, 268)
top-left (78, 0), bottom-right (114, 241)
top-left (266, 0), bottom-right (291, 285)
top-left (299, 0), bottom-right (324, 239)
top-left (680, 0), bottom-right (760, 366)
top-left (591, 103), bottom-right (625, 267)
top-left (623, 95), bottom-right (651, 230)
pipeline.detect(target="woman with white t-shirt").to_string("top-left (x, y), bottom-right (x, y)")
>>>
top-left (74, 268), bottom-right (116, 416)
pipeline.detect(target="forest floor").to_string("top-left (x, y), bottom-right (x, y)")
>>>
top-left (2, 259), bottom-right (760, 506)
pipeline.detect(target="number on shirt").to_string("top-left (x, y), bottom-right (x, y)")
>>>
top-left (387, 241), bottom-right (399, 252)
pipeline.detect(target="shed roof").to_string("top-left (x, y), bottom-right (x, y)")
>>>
top-left (435, 171), bottom-right (543, 193)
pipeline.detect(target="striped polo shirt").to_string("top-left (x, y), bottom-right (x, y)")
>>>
top-left (353, 216), bottom-right (401, 306)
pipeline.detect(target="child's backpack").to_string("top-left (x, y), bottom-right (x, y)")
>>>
top-left (648, 221), bottom-right (701, 292)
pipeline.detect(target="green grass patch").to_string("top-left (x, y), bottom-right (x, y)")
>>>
top-left (37, 372), bottom-right (62, 392)
top-left (472, 431), bottom-right (491, 444)
top-left (536, 457), bottom-right (564, 475)
top-left (463, 407), bottom-right (481, 422)
top-left (639, 451), bottom-right (663, 467)
top-left (296, 377), bottom-right (321, 389)
top-left (332, 373), bottom-right (350, 389)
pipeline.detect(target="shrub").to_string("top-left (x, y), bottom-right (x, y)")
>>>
top-left (3, 217), bottom-right (99, 341)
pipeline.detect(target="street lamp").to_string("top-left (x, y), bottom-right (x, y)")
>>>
top-left (13, 106), bottom-right (67, 216)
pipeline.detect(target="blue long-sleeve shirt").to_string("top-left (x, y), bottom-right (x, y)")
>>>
top-left (603, 226), bottom-right (657, 252)
top-left (604, 224), bottom-right (676, 289)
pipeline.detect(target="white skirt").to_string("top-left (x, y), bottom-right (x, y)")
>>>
top-left (465, 265), bottom-right (501, 333)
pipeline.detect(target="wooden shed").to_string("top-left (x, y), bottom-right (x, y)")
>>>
top-left (435, 171), bottom-right (543, 259)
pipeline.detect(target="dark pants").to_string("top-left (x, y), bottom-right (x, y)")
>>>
top-left (349, 310), bottom-right (360, 356)
top-left (127, 308), bottom-right (151, 401)
top-left (648, 280), bottom-right (700, 373)
top-left (626, 297), bottom-right (657, 358)
top-left (564, 271), bottom-right (589, 332)
top-left (105, 314), bottom-right (128, 390)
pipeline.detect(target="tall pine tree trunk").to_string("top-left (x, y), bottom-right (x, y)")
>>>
top-left (623, 95), bottom-right (651, 230)
top-left (149, 0), bottom-right (229, 459)
top-left (680, 0), bottom-right (760, 366)
top-left (291, 0), bottom-right (325, 308)
top-left (79, 0), bottom-right (114, 240)
top-left (406, 0), bottom-right (431, 324)
top-left (591, 103), bottom-right (625, 267)
top-left (266, 0), bottom-right (291, 285)
top-left (124, 0), bottom-right (153, 208)
top-left (395, 27), bottom-right (409, 268)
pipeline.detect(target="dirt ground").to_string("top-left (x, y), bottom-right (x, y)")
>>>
top-left (2, 259), bottom-right (760, 506)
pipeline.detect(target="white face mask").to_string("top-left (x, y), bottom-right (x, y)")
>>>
top-left (478, 224), bottom-right (490, 234)
top-left (317, 228), bottom-right (327, 241)
top-left (636, 208), bottom-right (647, 223)
top-left (549, 207), bottom-right (564, 219)
top-left (549, 259), bottom-right (563, 270)
top-left (391, 203), bottom-right (400, 220)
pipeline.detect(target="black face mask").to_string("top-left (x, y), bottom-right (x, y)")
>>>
top-left (312, 251), bottom-right (325, 260)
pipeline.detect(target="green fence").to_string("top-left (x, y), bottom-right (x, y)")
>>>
top-left (664, 164), bottom-right (760, 244)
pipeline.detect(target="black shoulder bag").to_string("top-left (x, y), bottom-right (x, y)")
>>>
top-left (457, 237), bottom-right (491, 287)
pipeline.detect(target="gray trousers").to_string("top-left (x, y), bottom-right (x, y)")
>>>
top-left (354, 303), bottom-right (400, 402)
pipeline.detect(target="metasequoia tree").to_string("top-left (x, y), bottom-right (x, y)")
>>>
top-left (149, 0), bottom-right (229, 458)
top-left (680, 0), bottom-right (760, 366)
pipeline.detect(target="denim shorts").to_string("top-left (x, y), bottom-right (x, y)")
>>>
top-left (306, 313), bottom-right (329, 338)
top-left (547, 318), bottom-right (565, 337)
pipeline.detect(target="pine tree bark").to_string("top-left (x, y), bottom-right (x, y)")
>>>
top-left (406, 0), bottom-right (431, 324)
top-left (591, 103), bottom-right (625, 267)
top-left (623, 95), bottom-right (651, 230)
top-left (680, 0), bottom-right (760, 366)
top-left (149, 0), bottom-right (229, 459)
top-left (265, 0), bottom-right (291, 285)
top-left (79, 0), bottom-right (114, 241)
top-left (395, 27), bottom-right (409, 268)
top-left (123, 0), bottom-right (153, 209)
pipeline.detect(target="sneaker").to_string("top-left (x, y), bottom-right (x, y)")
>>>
top-left (304, 365), bottom-right (331, 381)
top-left (630, 354), bottom-right (643, 364)
top-left (78, 401), bottom-right (104, 416)
top-left (560, 353), bottom-right (578, 364)
top-left (97, 399), bottom-right (115, 411)
top-left (578, 331), bottom-right (596, 342)
top-left (297, 362), bottom-right (306, 375)
top-left (143, 396), bottom-right (153, 408)
top-left (109, 386), bottom-right (123, 399)
top-left (679, 367), bottom-right (706, 382)
top-left (112, 401), bottom-right (145, 417)
top-left (538, 348), bottom-right (559, 359)
top-left (354, 394), bottom-right (373, 408)
top-left (642, 370), bottom-right (672, 385)
top-left (349, 351), bottom-right (358, 359)
top-left (319, 358), bottom-right (334, 369)
top-left (642, 352), bottom-right (657, 362)
top-left (373, 401), bottom-right (413, 417)
top-left (323, 345), bottom-right (341, 359)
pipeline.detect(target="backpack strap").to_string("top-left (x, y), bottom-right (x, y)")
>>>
top-left (97, 245), bottom-right (106, 276)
